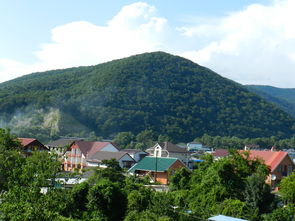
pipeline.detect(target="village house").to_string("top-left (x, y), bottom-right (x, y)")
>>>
top-left (18, 138), bottom-right (48, 155)
top-left (244, 144), bottom-right (260, 150)
top-left (63, 140), bottom-right (120, 171)
top-left (128, 156), bottom-right (187, 184)
top-left (240, 148), bottom-right (295, 187)
top-left (212, 149), bottom-right (229, 160)
top-left (187, 141), bottom-right (211, 152)
top-left (46, 138), bottom-right (84, 157)
top-left (86, 151), bottom-right (135, 169)
top-left (123, 149), bottom-right (148, 162)
top-left (146, 142), bottom-right (191, 165)
top-left (211, 148), bottom-right (294, 187)
top-left (187, 141), bottom-right (203, 151)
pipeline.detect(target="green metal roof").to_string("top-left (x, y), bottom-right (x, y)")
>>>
top-left (128, 156), bottom-right (179, 173)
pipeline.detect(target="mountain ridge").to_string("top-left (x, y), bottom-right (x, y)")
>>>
top-left (246, 85), bottom-right (295, 117)
top-left (0, 51), bottom-right (294, 142)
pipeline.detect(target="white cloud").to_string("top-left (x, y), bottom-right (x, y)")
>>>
top-left (179, 0), bottom-right (295, 87)
top-left (35, 2), bottom-right (168, 67)
top-left (0, 59), bottom-right (34, 82)
top-left (1, 1), bottom-right (295, 87)
top-left (0, 2), bottom-right (168, 83)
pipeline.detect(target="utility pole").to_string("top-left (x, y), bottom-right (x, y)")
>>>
top-left (154, 152), bottom-right (158, 183)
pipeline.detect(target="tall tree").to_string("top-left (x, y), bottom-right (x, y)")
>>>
top-left (279, 172), bottom-right (295, 204)
top-left (113, 132), bottom-right (135, 149)
top-left (0, 128), bottom-right (21, 151)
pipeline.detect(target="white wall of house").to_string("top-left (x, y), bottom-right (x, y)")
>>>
top-left (149, 144), bottom-right (189, 164)
top-left (154, 144), bottom-right (162, 157)
top-left (87, 161), bottom-right (100, 167)
top-left (81, 154), bottom-right (87, 165)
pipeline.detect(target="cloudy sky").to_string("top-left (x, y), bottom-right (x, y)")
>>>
top-left (1, 0), bottom-right (294, 87)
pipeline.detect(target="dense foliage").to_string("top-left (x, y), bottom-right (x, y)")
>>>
top-left (247, 85), bottom-right (295, 105)
top-left (0, 52), bottom-right (295, 143)
top-left (194, 134), bottom-right (295, 150)
top-left (247, 85), bottom-right (295, 117)
top-left (0, 129), bottom-right (294, 220)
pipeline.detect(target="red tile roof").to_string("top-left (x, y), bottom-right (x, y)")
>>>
top-left (18, 138), bottom-right (37, 147)
top-left (213, 149), bottom-right (229, 158)
top-left (240, 150), bottom-right (289, 172)
top-left (73, 141), bottom-right (120, 157)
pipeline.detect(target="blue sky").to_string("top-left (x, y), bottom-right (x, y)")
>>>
top-left (1, 0), bottom-right (294, 87)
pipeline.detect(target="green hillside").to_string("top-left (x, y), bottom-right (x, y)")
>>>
top-left (246, 85), bottom-right (295, 117)
top-left (0, 52), bottom-right (294, 142)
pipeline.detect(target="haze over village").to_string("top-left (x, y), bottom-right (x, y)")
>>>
top-left (0, 1), bottom-right (295, 221)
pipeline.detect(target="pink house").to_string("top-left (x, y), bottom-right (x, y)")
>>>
top-left (63, 141), bottom-right (120, 171)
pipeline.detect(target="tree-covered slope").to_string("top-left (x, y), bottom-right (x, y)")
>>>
top-left (0, 52), bottom-right (294, 142)
top-left (246, 85), bottom-right (295, 117)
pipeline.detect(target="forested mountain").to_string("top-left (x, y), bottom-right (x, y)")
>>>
top-left (246, 85), bottom-right (295, 117)
top-left (0, 52), bottom-right (294, 142)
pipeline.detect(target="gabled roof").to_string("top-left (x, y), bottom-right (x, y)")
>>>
top-left (128, 156), bottom-right (181, 173)
top-left (123, 149), bottom-right (147, 154)
top-left (157, 142), bottom-right (189, 153)
top-left (47, 138), bottom-right (84, 147)
top-left (18, 138), bottom-right (37, 147)
top-left (240, 150), bottom-right (291, 172)
top-left (73, 141), bottom-right (120, 157)
top-left (87, 151), bottom-right (134, 163)
top-left (18, 138), bottom-right (47, 150)
top-left (213, 149), bottom-right (229, 158)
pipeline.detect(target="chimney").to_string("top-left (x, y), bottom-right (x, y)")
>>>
top-left (244, 145), bottom-right (249, 151)
top-left (271, 146), bottom-right (276, 152)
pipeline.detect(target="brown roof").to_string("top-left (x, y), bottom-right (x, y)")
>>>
top-left (213, 149), bottom-right (229, 158)
top-left (18, 138), bottom-right (47, 150)
top-left (73, 141), bottom-right (120, 157)
top-left (86, 151), bottom-right (134, 163)
top-left (47, 138), bottom-right (84, 147)
top-left (157, 142), bottom-right (189, 153)
top-left (18, 138), bottom-right (36, 147)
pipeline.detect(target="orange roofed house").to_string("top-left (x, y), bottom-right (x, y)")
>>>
top-left (18, 138), bottom-right (48, 155)
top-left (240, 149), bottom-right (294, 186)
top-left (63, 140), bottom-right (120, 171)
